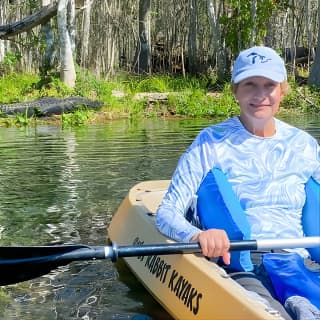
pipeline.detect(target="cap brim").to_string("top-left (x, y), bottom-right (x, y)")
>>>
top-left (232, 69), bottom-right (286, 84)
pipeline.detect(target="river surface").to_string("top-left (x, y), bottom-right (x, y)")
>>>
top-left (0, 115), bottom-right (319, 320)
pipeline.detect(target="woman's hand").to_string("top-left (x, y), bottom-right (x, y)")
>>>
top-left (191, 229), bottom-right (231, 265)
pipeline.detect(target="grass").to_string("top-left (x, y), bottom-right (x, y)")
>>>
top-left (61, 106), bottom-right (94, 127)
top-left (0, 69), bottom-right (319, 127)
top-left (0, 73), bottom-right (39, 103)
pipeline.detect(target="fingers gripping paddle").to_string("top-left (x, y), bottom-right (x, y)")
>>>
top-left (0, 237), bottom-right (319, 285)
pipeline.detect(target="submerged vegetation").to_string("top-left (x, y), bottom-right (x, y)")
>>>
top-left (0, 68), bottom-right (320, 127)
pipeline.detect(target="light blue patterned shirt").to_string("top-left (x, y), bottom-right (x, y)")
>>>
top-left (156, 117), bottom-right (320, 257)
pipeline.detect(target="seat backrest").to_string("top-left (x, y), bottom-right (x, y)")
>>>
top-left (196, 169), bottom-right (320, 266)
top-left (196, 168), bottom-right (253, 271)
top-left (302, 177), bottom-right (320, 262)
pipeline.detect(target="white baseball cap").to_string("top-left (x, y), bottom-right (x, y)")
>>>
top-left (231, 46), bottom-right (287, 84)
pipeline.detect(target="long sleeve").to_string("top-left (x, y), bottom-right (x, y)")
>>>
top-left (156, 116), bottom-right (320, 248)
top-left (156, 128), bottom-right (217, 242)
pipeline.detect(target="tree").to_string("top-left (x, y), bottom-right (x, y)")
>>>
top-left (308, 0), bottom-right (320, 85)
top-left (57, 0), bottom-right (76, 88)
top-left (0, 2), bottom-right (57, 39)
top-left (41, 0), bottom-right (56, 73)
top-left (134, 0), bottom-right (151, 74)
top-left (250, 0), bottom-right (257, 46)
top-left (188, 0), bottom-right (197, 75)
top-left (80, 0), bottom-right (93, 67)
top-left (207, 0), bottom-right (227, 82)
top-left (220, 0), bottom-right (276, 54)
top-left (0, 0), bottom-right (319, 86)
top-left (0, 2), bottom-right (5, 62)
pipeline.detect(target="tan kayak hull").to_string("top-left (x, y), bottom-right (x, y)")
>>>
top-left (108, 180), bottom-right (284, 320)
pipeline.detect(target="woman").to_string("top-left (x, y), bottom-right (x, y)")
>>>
top-left (156, 46), bottom-right (320, 319)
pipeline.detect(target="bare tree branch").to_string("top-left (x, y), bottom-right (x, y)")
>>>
top-left (0, 2), bottom-right (58, 40)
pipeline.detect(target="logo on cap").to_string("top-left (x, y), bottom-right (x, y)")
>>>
top-left (247, 52), bottom-right (272, 64)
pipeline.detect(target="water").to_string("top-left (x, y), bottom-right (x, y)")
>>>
top-left (0, 115), bottom-right (319, 319)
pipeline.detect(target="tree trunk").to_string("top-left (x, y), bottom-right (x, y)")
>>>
top-left (68, 0), bottom-right (76, 52)
top-left (0, 2), bottom-right (5, 62)
top-left (188, 0), bottom-right (197, 75)
top-left (207, 0), bottom-right (227, 82)
top-left (308, 0), bottom-right (320, 85)
top-left (57, 0), bottom-right (76, 88)
top-left (250, 0), bottom-right (257, 46)
top-left (290, 1), bottom-right (296, 79)
top-left (80, 0), bottom-right (93, 67)
top-left (41, 0), bottom-right (56, 72)
top-left (134, 0), bottom-right (151, 74)
top-left (305, 0), bottom-right (313, 70)
top-left (237, 0), bottom-right (241, 51)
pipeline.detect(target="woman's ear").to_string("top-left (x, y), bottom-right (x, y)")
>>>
top-left (280, 81), bottom-right (289, 97)
top-left (231, 83), bottom-right (238, 95)
top-left (232, 84), bottom-right (239, 103)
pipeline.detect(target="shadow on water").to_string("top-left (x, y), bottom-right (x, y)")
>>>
top-left (115, 259), bottom-right (174, 320)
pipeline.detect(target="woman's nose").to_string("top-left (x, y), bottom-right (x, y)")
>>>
top-left (252, 86), bottom-right (267, 100)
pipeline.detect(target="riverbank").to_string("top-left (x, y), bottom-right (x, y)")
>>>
top-left (0, 72), bottom-right (319, 127)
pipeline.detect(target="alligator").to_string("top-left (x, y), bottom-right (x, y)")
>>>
top-left (0, 96), bottom-right (104, 117)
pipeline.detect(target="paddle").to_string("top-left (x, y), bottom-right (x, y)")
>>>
top-left (0, 236), bottom-right (319, 286)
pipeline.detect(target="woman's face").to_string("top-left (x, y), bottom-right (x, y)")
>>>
top-left (234, 76), bottom-right (285, 125)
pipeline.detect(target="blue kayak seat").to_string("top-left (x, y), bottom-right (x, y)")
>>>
top-left (302, 177), bottom-right (320, 262)
top-left (196, 168), bottom-right (253, 271)
top-left (196, 168), bottom-right (320, 270)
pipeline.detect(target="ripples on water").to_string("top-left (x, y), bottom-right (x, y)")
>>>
top-left (0, 118), bottom-right (214, 320)
top-left (0, 116), bottom-right (318, 319)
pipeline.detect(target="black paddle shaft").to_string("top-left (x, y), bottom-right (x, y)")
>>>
top-left (0, 241), bottom-right (256, 285)
top-left (111, 240), bottom-right (258, 260)
top-left (113, 242), bottom-right (202, 260)
top-left (0, 237), bottom-right (318, 285)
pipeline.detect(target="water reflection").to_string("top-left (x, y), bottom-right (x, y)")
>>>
top-left (0, 116), bottom-right (318, 319)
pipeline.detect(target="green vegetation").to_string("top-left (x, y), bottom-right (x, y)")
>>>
top-left (221, 0), bottom-right (277, 54)
top-left (0, 69), bottom-right (319, 127)
top-left (61, 107), bottom-right (94, 127)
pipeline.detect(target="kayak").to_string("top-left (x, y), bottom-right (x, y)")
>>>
top-left (107, 180), bottom-right (285, 320)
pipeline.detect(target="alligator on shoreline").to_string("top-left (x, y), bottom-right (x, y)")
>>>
top-left (0, 97), bottom-right (104, 117)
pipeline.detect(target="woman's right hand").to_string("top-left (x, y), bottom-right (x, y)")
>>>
top-left (191, 229), bottom-right (231, 265)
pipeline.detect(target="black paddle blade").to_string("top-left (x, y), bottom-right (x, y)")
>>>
top-left (0, 260), bottom-right (67, 286)
top-left (0, 245), bottom-right (105, 286)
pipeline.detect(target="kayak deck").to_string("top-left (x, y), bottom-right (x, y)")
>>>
top-left (108, 180), bottom-right (284, 320)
